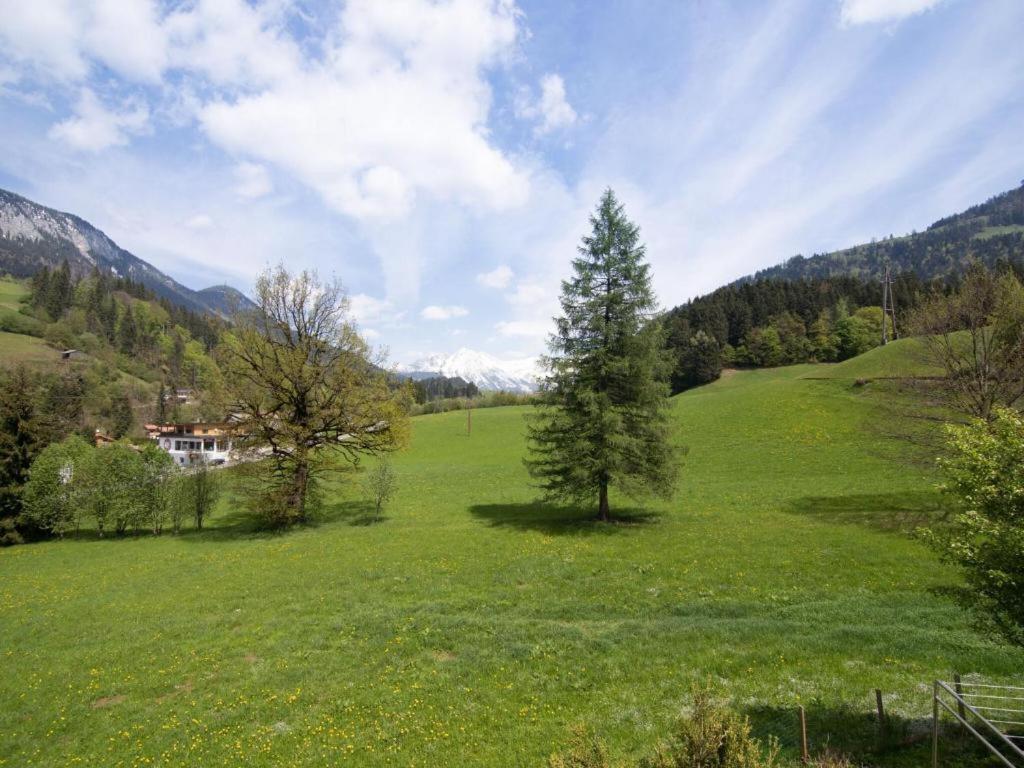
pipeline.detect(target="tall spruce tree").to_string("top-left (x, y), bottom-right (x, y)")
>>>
top-left (526, 189), bottom-right (677, 520)
top-left (45, 260), bottom-right (72, 321)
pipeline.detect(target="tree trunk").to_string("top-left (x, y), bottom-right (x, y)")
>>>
top-left (598, 480), bottom-right (609, 522)
top-left (293, 457), bottom-right (309, 523)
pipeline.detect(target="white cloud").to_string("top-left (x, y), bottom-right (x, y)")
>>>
top-left (517, 73), bottom-right (577, 135)
top-left (476, 264), bottom-right (514, 289)
top-left (84, 0), bottom-right (167, 82)
top-left (184, 213), bottom-right (213, 229)
top-left (0, 0), bottom-right (167, 83)
top-left (48, 88), bottom-right (149, 152)
top-left (233, 162), bottom-right (272, 199)
top-left (198, 0), bottom-right (530, 221)
top-left (348, 293), bottom-right (395, 325)
top-left (422, 305), bottom-right (469, 320)
top-left (495, 319), bottom-right (550, 339)
top-left (839, 0), bottom-right (945, 26)
top-left (163, 0), bottom-right (301, 87)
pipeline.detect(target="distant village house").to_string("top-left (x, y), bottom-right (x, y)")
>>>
top-left (145, 422), bottom-right (235, 467)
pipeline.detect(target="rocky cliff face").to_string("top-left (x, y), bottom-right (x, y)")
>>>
top-left (0, 188), bottom-right (253, 317)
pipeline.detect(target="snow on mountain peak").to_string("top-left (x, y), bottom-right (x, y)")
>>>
top-left (399, 347), bottom-right (540, 393)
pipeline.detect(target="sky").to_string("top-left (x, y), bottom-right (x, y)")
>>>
top-left (1, 0), bottom-right (1022, 365)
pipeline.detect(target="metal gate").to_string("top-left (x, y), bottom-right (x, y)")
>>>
top-left (932, 679), bottom-right (1024, 767)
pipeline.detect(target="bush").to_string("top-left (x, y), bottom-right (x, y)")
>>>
top-left (0, 310), bottom-right (43, 336)
top-left (550, 687), bottom-right (778, 768)
top-left (931, 407), bottom-right (1024, 644)
top-left (364, 459), bottom-right (397, 522)
top-left (640, 685), bottom-right (778, 768)
top-left (548, 725), bottom-right (613, 768)
top-left (22, 435), bottom-right (93, 537)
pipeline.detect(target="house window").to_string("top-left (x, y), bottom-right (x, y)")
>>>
top-left (204, 440), bottom-right (214, 451)
top-left (174, 440), bottom-right (182, 451)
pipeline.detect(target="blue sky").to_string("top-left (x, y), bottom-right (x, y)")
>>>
top-left (1, 0), bottom-right (1022, 364)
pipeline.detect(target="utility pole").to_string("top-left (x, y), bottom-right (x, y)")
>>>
top-left (881, 265), bottom-right (898, 345)
top-left (467, 402), bottom-right (472, 437)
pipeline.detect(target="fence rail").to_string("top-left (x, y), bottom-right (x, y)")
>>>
top-left (932, 680), bottom-right (1024, 767)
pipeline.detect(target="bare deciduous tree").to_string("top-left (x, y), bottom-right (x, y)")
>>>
top-left (910, 265), bottom-right (1024, 421)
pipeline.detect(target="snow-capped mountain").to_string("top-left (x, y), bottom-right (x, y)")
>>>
top-left (399, 347), bottom-right (541, 393)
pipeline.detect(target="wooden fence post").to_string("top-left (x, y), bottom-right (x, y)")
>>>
top-left (953, 673), bottom-right (966, 723)
top-left (799, 705), bottom-right (809, 764)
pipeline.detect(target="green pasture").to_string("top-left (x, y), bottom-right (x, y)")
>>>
top-left (2, 362), bottom-right (1021, 767)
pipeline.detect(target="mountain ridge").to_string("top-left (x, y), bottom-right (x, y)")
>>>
top-left (736, 181), bottom-right (1024, 286)
top-left (0, 187), bottom-right (255, 318)
top-left (398, 347), bottom-right (539, 393)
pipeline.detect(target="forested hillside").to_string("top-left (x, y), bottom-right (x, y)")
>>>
top-left (663, 183), bottom-right (1024, 392)
top-left (749, 182), bottom-right (1024, 283)
top-left (0, 269), bottom-right (228, 543)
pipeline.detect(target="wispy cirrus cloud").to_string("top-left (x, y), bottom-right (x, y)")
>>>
top-left (839, 0), bottom-right (946, 26)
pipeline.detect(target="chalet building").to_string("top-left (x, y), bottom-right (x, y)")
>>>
top-left (145, 422), bottom-right (236, 467)
top-left (163, 387), bottom-right (195, 405)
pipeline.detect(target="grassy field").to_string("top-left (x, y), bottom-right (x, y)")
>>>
top-left (0, 331), bottom-right (61, 366)
top-left (812, 337), bottom-right (943, 380)
top-left (2, 363), bottom-right (1022, 767)
top-left (0, 277), bottom-right (27, 311)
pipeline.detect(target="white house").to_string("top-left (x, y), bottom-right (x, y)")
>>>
top-left (146, 422), bottom-right (236, 467)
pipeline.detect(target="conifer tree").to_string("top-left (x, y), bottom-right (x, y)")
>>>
top-left (156, 383), bottom-right (168, 424)
top-left (118, 305), bottom-right (138, 354)
top-left (30, 267), bottom-right (50, 310)
top-left (526, 189), bottom-right (677, 520)
top-left (45, 260), bottom-right (72, 320)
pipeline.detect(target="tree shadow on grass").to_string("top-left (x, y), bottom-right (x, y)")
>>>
top-left (468, 501), bottom-right (658, 536)
top-left (176, 493), bottom-right (379, 542)
top-left (315, 500), bottom-right (387, 527)
top-left (784, 490), bottom-right (952, 535)
top-left (744, 702), bottom-right (996, 767)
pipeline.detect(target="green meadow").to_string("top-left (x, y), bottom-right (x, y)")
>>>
top-left (2, 358), bottom-right (1022, 767)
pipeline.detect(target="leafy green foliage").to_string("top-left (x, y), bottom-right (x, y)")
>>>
top-left (664, 273), bottom-right (917, 389)
top-left (181, 458), bottom-right (219, 531)
top-left (364, 459), bottom-right (398, 522)
top-left (641, 686), bottom-right (778, 768)
top-left (933, 408), bottom-right (1024, 644)
top-left (220, 265), bottom-right (410, 526)
top-left (21, 435), bottom-right (92, 537)
top-left (527, 189), bottom-right (677, 519)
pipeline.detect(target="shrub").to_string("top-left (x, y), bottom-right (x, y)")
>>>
top-left (931, 407), bottom-right (1024, 644)
top-left (21, 435), bottom-right (93, 537)
top-left (364, 459), bottom-right (397, 522)
top-left (548, 725), bottom-right (613, 768)
top-left (640, 685), bottom-right (778, 768)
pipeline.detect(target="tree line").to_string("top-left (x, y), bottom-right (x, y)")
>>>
top-left (21, 435), bottom-right (219, 538)
top-left (29, 261), bottom-right (223, 350)
top-left (749, 181), bottom-right (1024, 284)
top-left (664, 273), bottom-right (924, 391)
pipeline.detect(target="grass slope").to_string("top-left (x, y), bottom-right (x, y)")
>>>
top-left (811, 337), bottom-right (945, 381)
top-left (0, 277), bottom-right (27, 311)
top-left (2, 364), bottom-right (1022, 767)
top-left (0, 331), bottom-right (61, 366)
